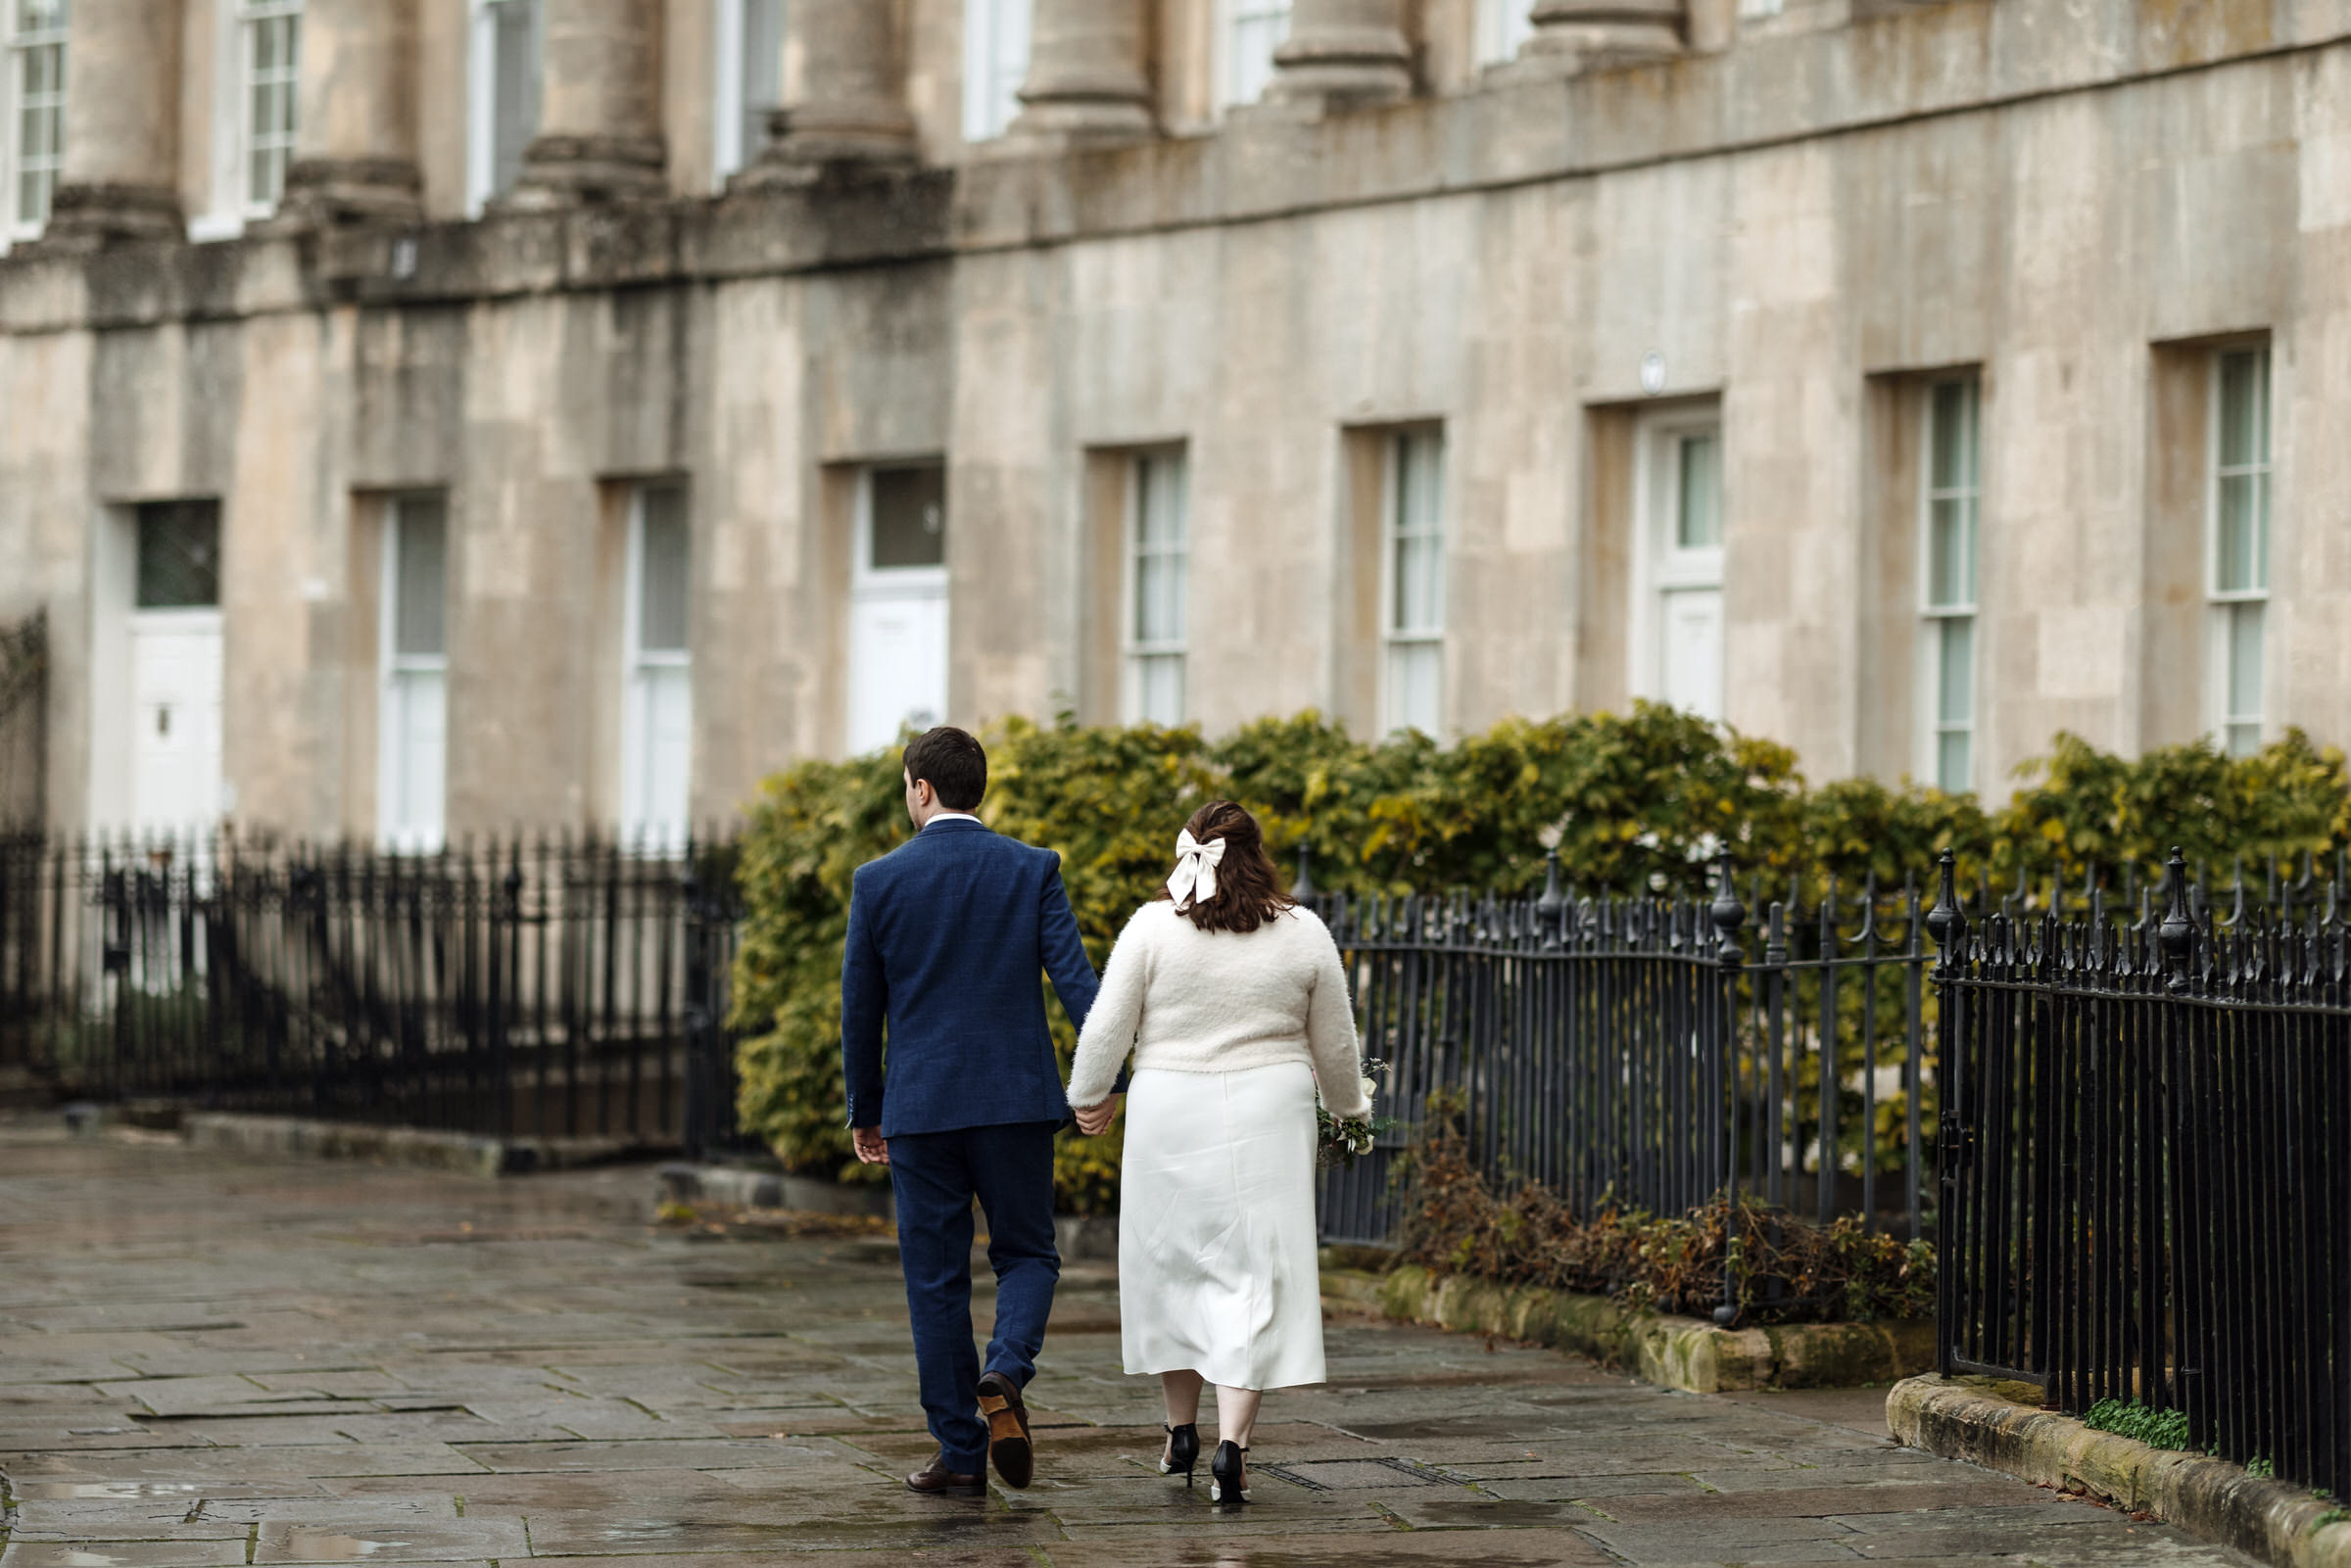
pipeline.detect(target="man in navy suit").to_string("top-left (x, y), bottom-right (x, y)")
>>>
top-left (841, 726), bottom-right (1106, 1496)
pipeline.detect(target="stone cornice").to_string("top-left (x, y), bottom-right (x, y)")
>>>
top-left (1, 0), bottom-right (2345, 335)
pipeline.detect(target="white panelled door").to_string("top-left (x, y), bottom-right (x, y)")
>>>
top-left (130, 615), bottom-right (224, 835)
top-left (1658, 588), bottom-right (1724, 722)
top-left (847, 464), bottom-right (949, 754)
top-left (848, 589), bottom-right (948, 755)
top-left (1640, 415), bottom-right (1726, 724)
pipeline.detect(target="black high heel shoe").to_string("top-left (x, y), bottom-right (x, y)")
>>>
top-left (1158, 1422), bottom-right (1199, 1488)
top-left (1209, 1439), bottom-right (1250, 1505)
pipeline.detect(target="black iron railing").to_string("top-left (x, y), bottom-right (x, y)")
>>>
top-left (1932, 848), bottom-right (2351, 1499)
top-left (0, 832), bottom-right (745, 1154)
top-left (1311, 850), bottom-right (1948, 1260)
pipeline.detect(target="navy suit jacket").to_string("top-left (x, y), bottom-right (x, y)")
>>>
top-left (840, 818), bottom-right (1104, 1138)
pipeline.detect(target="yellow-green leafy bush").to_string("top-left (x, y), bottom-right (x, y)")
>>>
top-left (731, 707), bottom-right (2348, 1212)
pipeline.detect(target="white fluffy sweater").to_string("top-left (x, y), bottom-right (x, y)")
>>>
top-left (1067, 901), bottom-right (1372, 1117)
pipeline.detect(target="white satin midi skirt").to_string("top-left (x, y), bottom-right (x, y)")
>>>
top-left (1119, 1060), bottom-right (1326, 1392)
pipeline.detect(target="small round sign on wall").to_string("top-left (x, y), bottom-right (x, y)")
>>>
top-left (1640, 350), bottom-right (1666, 396)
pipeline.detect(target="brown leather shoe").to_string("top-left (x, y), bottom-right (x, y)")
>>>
top-left (976, 1369), bottom-right (1032, 1489)
top-left (905, 1451), bottom-right (985, 1496)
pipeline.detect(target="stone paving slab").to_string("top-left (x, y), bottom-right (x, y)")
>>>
top-left (0, 1119), bottom-right (2261, 1568)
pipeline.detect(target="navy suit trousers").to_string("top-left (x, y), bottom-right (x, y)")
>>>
top-left (887, 1120), bottom-right (1062, 1471)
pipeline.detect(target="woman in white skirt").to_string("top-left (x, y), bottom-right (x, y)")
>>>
top-left (1067, 801), bottom-right (1371, 1506)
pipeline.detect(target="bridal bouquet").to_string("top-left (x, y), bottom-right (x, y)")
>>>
top-left (1317, 1059), bottom-right (1396, 1168)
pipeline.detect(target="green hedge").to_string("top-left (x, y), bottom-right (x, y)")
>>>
top-left (730, 705), bottom-right (2350, 1210)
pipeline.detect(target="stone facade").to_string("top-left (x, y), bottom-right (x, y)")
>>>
top-left (2, 0), bottom-right (2349, 839)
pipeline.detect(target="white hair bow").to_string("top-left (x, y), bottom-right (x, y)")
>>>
top-left (1167, 830), bottom-right (1227, 912)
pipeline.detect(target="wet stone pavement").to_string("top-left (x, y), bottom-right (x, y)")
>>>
top-left (0, 1120), bottom-right (2252, 1568)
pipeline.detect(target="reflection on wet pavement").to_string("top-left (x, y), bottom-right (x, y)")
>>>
top-left (0, 1117), bottom-right (2256, 1566)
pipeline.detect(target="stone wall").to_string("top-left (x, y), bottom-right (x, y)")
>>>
top-left (3, 0), bottom-right (2349, 836)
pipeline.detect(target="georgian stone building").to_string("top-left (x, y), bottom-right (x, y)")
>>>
top-left (1, 0), bottom-right (2347, 844)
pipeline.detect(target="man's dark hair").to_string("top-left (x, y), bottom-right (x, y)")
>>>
top-left (903, 727), bottom-right (987, 811)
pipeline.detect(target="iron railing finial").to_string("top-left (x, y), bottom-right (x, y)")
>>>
top-left (1925, 848), bottom-right (1963, 972)
top-left (1708, 849), bottom-right (1745, 965)
top-left (1536, 845), bottom-right (1565, 951)
top-left (2158, 845), bottom-right (2196, 993)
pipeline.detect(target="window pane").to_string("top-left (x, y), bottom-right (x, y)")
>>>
top-left (1937, 616), bottom-right (1973, 727)
top-left (16, 0), bottom-right (70, 33)
top-left (870, 465), bottom-right (946, 569)
top-left (2217, 349), bottom-right (2268, 470)
top-left (1134, 652), bottom-right (1182, 726)
top-left (1227, 5), bottom-right (1290, 105)
top-left (742, 0), bottom-right (784, 161)
top-left (1132, 551), bottom-right (1174, 644)
top-left (1928, 381), bottom-right (1970, 491)
top-left (1936, 730), bottom-right (1971, 794)
top-left (1138, 453), bottom-right (1187, 549)
top-left (2227, 600), bottom-right (2263, 727)
top-left (1479, 0), bottom-right (1534, 62)
top-left (492, 0), bottom-right (541, 199)
top-left (392, 499), bottom-right (448, 658)
top-left (1927, 497), bottom-right (1974, 608)
top-left (637, 487), bottom-right (690, 652)
top-left (2215, 473), bottom-right (2263, 594)
top-left (1386, 641), bottom-right (1440, 736)
top-left (1676, 432), bottom-right (1721, 547)
top-left (135, 501), bottom-right (223, 608)
top-left (1391, 432), bottom-right (1444, 635)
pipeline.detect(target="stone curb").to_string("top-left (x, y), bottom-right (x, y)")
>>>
top-left (181, 1112), bottom-right (648, 1177)
top-left (1321, 1262), bottom-right (1934, 1393)
top-left (1888, 1374), bottom-right (2351, 1568)
top-left (649, 1163), bottom-right (1121, 1262)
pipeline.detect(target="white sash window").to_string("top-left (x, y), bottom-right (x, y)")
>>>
top-left (1920, 377), bottom-right (1980, 792)
top-left (962, 0), bottom-right (1032, 142)
top-left (713, 0), bottom-right (783, 183)
top-left (1222, 0), bottom-right (1290, 108)
top-left (2209, 347), bottom-right (2272, 757)
top-left (1478, 0), bottom-right (1534, 64)
top-left (381, 497), bottom-right (449, 853)
top-left (1125, 452), bottom-right (1189, 726)
top-left (1383, 429), bottom-right (1446, 736)
top-left (467, 0), bottom-right (542, 213)
top-left (621, 484), bottom-right (693, 852)
top-left (3, 0), bottom-right (66, 244)
top-left (240, 0), bottom-right (301, 214)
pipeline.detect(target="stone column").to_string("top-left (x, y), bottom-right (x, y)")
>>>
top-left (508, 0), bottom-right (668, 206)
top-left (270, 0), bottom-right (422, 228)
top-left (1525, 0), bottom-right (1684, 71)
top-left (41, 0), bottom-right (181, 245)
top-left (1004, 0), bottom-right (1151, 146)
top-left (1267, 0), bottom-right (1411, 110)
top-left (745, 0), bottom-right (914, 176)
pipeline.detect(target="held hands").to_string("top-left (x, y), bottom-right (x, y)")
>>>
top-left (1072, 1094), bottom-right (1122, 1137)
top-left (851, 1125), bottom-right (890, 1165)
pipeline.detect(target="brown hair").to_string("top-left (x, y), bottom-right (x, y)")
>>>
top-left (1156, 801), bottom-right (1295, 934)
top-left (902, 727), bottom-right (986, 811)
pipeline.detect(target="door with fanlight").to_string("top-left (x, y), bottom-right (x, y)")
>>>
top-left (1639, 414), bottom-right (1725, 723)
top-left (846, 463), bottom-right (949, 755)
top-left (128, 502), bottom-right (226, 837)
